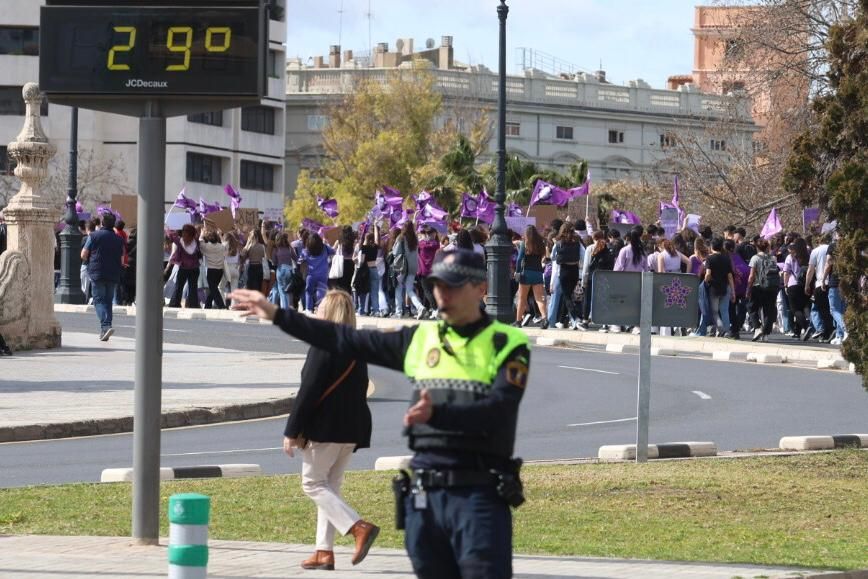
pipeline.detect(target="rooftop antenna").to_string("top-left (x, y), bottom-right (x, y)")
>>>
top-left (337, 0), bottom-right (344, 47)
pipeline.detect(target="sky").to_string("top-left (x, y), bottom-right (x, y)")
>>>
top-left (285, 0), bottom-right (699, 89)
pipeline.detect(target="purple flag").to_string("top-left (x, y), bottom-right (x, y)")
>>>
top-left (760, 207), bottom-right (782, 239)
top-left (317, 196), bottom-right (340, 219)
top-left (530, 180), bottom-right (571, 207)
top-left (420, 199), bottom-right (448, 221)
top-left (460, 192), bottom-right (480, 219)
top-left (507, 202), bottom-right (523, 217)
top-left (391, 208), bottom-right (413, 229)
top-left (802, 207), bottom-right (820, 230)
top-left (376, 187), bottom-right (404, 210)
top-left (174, 188), bottom-right (198, 211)
top-left (224, 184), bottom-right (242, 218)
top-left (414, 190), bottom-right (434, 209)
top-left (302, 217), bottom-right (324, 233)
top-left (198, 198), bottom-right (223, 215)
top-left (611, 209), bottom-right (641, 225)
top-left (567, 179), bottom-right (590, 199)
top-left (672, 175), bottom-right (683, 219)
top-left (97, 205), bottom-right (122, 222)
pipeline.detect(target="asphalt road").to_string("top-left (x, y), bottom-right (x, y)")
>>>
top-left (0, 313), bottom-right (865, 488)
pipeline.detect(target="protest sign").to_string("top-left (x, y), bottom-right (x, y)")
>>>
top-left (111, 194), bottom-right (138, 228)
top-left (526, 204), bottom-right (558, 229)
top-left (506, 216), bottom-right (536, 234)
top-left (660, 207), bottom-right (679, 239)
top-left (165, 211), bottom-right (192, 230)
top-left (204, 208), bottom-right (234, 232)
top-left (234, 208), bottom-right (259, 232)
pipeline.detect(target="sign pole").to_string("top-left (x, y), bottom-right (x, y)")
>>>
top-left (132, 101), bottom-right (166, 544)
top-left (635, 271), bottom-right (653, 463)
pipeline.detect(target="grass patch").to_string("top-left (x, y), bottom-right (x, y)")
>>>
top-left (1, 451), bottom-right (866, 570)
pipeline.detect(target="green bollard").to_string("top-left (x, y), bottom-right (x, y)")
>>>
top-left (168, 493), bottom-right (210, 579)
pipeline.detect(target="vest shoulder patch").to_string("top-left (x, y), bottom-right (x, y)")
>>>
top-left (505, 360), bottom-right (529, 389)
top-left (426, 347), bottom-right (441, 368)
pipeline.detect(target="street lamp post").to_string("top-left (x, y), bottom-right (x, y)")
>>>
top-left (485, 0), bottom-right (513, 322)
top-left (55, 106), bottom-right (85, 304)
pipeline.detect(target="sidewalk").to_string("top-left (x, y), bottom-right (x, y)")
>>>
top-left (55, 303), bottom-right (848, 364)
top-left (3, 535), bottom-right (861, 579)
top-left (0, 331), bottom-right (301, 442)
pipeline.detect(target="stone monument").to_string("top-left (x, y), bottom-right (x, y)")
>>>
top-left (0, 83), bottom-right (61, 350)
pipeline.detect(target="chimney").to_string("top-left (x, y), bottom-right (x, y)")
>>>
top-left (313, 55), bottom-right (324, 68)
top-left (328, 45), bottom-right (340, 68)
top-left (438, 36), bottom-right (454, 70)
top-left (595, 69), bottom-right (607, 83)
top-left (343, 49), bottom-right (353, 65)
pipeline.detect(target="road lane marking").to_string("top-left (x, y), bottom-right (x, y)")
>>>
top-left (568, 417), bottom-right (637, 427)
top-left (161, 447), bottom-right (281, 457)
top-left (692, 390), bottom-right (712, 400)
top-left (558, 365), bottom-right (620, 375)
top-left (116, 324), bottom-right (187, 333)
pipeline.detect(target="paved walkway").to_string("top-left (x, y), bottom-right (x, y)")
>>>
top-left (2, 535), bottom-right (856, 579)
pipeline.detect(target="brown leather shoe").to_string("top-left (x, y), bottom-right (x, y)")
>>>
top-left (300, 550), bottom-right (335, 570)
top-left (348, 520), bottom-right (380, 565)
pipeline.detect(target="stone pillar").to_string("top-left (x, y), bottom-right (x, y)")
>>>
top-left (0, 83), bottom-right (61, 350)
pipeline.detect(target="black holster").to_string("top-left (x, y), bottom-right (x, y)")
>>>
top-left (493, 458), bottom-right (525, 508)
top-left (392, 469), bottom-right (411, 530)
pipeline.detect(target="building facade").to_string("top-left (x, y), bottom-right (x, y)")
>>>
top-left (284, 37), bottom-right (757, 201)
top-left (1, 0), bottom-right (287, 218)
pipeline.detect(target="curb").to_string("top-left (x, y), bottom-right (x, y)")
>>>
top-left (0, 397), bottom-right (295, 443)
top-left (817, 357), bottom-right (850, 370)
top-left (54, 304), bottom-right (845, 363)
top-left (374, 455), bottom-right (413, 471)
top-left (100, 463), bottom-right (262, 483)
top-left (598, 442), bottom-right (718, 460)
top-left (779, 434), bottom-right (868, 451)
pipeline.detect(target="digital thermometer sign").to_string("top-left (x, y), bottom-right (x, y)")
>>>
top-left (39, 5), bottom-right (265, 97)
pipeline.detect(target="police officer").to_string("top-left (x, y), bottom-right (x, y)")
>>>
top-left (231, 248), bottom-right (531, 578)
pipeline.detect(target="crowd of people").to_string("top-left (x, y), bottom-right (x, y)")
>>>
top-left (57, 209), bottom-right (851, 348)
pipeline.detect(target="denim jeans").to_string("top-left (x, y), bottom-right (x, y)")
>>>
top-left (828, 287), bottom-right (846, 338)
top-left (395, 273), bottom-right (424, 314)
top-left (276, 264), bottom-right (293, 310)
top-left (305, 274), bottom-right (327, 311)
top-left (91, 280), bottom-right (117, 331)
top-left (695, 282), bottom-right (712, 335)
top-left (708, 285), bottom-right (731, 334)
top-left (777, 288), bottom-right (792, 334)
top-left (404, 485), bottom-right (512, 579)
top-left (547, 275), bottom-right (563, 323)
top-left (810, 287), bottom-right (834, 338)
top-left (368, 267), bottom-right (386, 314)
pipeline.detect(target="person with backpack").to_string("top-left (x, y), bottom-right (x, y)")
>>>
top-left (783, 238), bottom-right (811, 339)
top-left (578, 230), bottom-right (614, 331)
top-left (746, 238), bottom-right (780, 342)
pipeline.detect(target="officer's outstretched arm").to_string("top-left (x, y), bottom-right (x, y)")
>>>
top-left (272, 307), bottom-right (414, 371)
top-left (427, 347), bottom-right (530, 434)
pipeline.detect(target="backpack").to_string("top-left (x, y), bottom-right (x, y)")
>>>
top-left (756, 254), bottom-right (781, 289)
top-left (590, 247), bottom-right (614, 272)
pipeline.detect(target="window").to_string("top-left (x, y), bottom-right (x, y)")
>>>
top-left (608, 130), bottom-right (624, 144)
top-left (505, 122), bottom-right (520, 137)
top-left (241, 106), bottom-right (276, 134)
top-left (0, 86), bottom-right (48, 116)
top-left (187, 110), bottom-right (224, 127)
top-left (659, 133), bottom-right (676, 148)
top-left (186, 153), bottom-right (223, 185)
top-left (241, 160), bottom-right (274, 192)
top-left (267, 50), bottom-right (282, 79)
top-left (555, 126), bottom-right (573, 140)
top-left (0, 27), bottom-right (39, 56)
top-left (710, 139), bottom-right (727, 152)
top-left (307, 114), bottom-right (328, 131)
top-left (0, 146), bottom-right (15, 176)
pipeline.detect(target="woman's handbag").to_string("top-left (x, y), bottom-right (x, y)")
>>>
top-left (328, 254), bottom-right (344, 280)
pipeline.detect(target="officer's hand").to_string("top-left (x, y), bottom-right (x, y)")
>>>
top-left (229, 289), bottom-right (277, 321)
top-left (283, 436), bottom-right (295, 458)
top-left (403, 389), bottom-right (433, 426)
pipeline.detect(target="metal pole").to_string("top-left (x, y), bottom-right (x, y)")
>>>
top-left (55, 106), bottom-right (85, 304)
top-left (485, 0), bottom-right (513, 323)
top-left (635, 271), bottom-right (653, 463)
top-left (132, 101), bottom-right (165, 544)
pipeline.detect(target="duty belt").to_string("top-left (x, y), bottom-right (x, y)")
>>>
top-left (412, 469), bottom-right (498, 489)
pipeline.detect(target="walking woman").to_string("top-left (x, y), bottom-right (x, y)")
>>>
top-left (167, 224), bottom-right (202, 309)
top-left (579, 230), bottom-right (614, 330)
top-left (549, 222), bottom-right (584, 329)
top-left (783, 238), bottom-right (811, 339)
top-left (222, 232), bottom-right (241, 305)
top-left (358, 231), bottom-right (382, 315)
top-left (241, 229), bottom-right (266, 291)
top-left (331, 226), bottom-right (356, 294)
top-left (300, 232), bottom-right (335, 312)
top-left (514, 225), bottom-right (548, 328)
top-left (689, 237), bottom-right (713, 337)
top-left (199, 229), bottom-right (227, 309)
top-left (281, 290), bottom-right (379, 570)
top-left (391, 221), bottom-right (425, 318)
top-left (273, 233), bottom-right (296, 310)
top-left (747, 238), bottom-right (779, 342)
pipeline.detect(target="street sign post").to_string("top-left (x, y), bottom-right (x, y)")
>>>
top-left (591, 271), bottom-right (700, 462)
top-left (39, 0), bottom-right (268, 544)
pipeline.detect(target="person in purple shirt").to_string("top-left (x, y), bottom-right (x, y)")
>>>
top-left (299, 232), bottom-right (335, 312)
top-left (166, 223), bottom-right (202, 309)
top-left (613, 227), bottom-right (648, 273)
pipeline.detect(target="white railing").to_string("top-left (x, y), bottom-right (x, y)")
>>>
top-left (286, 67), bottom-right (753, 121)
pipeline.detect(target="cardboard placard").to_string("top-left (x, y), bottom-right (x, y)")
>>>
top-left (263, 207), bottom-right (284, 223)
top-left (506, 216), bottom-right (536, 234)
top-left (322, 226), bottom-right (341, 245)
top-left (111, 194), bottom-right (138, 229)
top-left (204, 208), bottom-right (235, 232)
top-left (526, 204), bottom-right (559, 230)
top-left (660, 207), bottom-right (680, 239)
top-left (234, 208), bottom-right (259, 232)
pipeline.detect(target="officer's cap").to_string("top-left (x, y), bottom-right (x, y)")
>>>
top-left (428, 249), bottom-right (487, 287)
